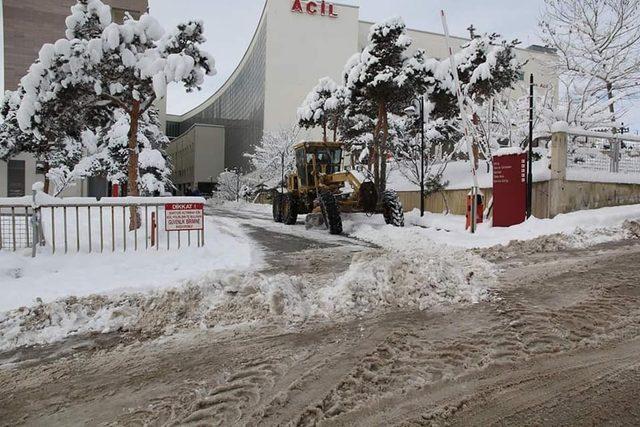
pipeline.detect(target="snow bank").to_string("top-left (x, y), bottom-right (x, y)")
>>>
top-left (0, 215), bottom-right (261, 313)
top-left (396, 204), bottom-right (640, 249)
top-left (0, 243), bottom-right (493, 351)
top-left (321, 244), bottom-right (492, 316)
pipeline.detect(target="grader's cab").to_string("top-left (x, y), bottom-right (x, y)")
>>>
top-left (272, 141), bottom-right (404, 235)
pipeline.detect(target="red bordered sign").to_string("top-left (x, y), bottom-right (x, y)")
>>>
top-left (165, 203), bottom-right (204, 231)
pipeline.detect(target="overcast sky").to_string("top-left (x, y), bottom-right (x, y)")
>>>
top-left (149, 0), bottom-right (547, 116)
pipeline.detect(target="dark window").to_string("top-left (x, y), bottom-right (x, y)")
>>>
top-left (296, 148), bottom-right (308, 187)
top-left (166, 121), bottom-right (182, 139)
top-left (7, 160), bottom-right (26, 197)
top-left (111, 8), bottom-right (142, 24)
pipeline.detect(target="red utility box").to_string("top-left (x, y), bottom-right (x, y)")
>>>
top-left (492, 149), bottom-right (527, 227)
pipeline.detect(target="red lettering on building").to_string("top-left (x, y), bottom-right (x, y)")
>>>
top-left (306, 1), bottom-right (317, 14)
top-left (291, 0), bottom-right (303, 13)
top-left (292, 0), bottom-right (338, 18)
top-left (328, 3), bottom-right (338, 17)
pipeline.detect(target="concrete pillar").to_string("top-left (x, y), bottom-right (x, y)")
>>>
top-left (548, 131), bottom-right (568, 217)
top-left (550, 131), bottom-right (567, 180)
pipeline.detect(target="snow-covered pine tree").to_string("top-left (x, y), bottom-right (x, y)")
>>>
top-left (427, 32), bottom-right (522, 166)
top-left (63, 107), bottom-right (171, 196)
top-left (89, 12), bottom-right (214, 227)
top-left (6, 0), bottom-right (215, 228)
top-left (325, 85), bottom-right (349, 142)
top-left (344, 17), bottom-right (431, 196)
top-left (297, 78), bottom-right (349, 142)
top-left (298, 77), bottom-right (336, 142)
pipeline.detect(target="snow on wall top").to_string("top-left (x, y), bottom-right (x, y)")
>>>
top-left (493, 147), bottom-right (524, 157)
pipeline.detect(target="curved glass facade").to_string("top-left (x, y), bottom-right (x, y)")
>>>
top-left (173, 23), bottom-right (267, 171)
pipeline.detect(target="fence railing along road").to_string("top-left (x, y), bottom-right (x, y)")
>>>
top-left (0, 192), bottom-right (206, 257)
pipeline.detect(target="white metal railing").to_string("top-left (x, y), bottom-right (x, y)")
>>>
top-left (0, 192), bottom-right (206, 257)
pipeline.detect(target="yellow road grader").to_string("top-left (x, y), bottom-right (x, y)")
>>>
top-left (272, 141), bottom-right (405, 234)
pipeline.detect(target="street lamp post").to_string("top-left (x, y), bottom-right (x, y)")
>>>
top-left (527, 74), bottom-right (534, 219)
top-left (405, 97), bottom-right (426, 217)
top-left (419, 96), bottom-right (425, 217)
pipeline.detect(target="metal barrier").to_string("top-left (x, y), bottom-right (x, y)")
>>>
top-left (0, 206), bottom-right (34, 251)
top-left (567, 134), bottom-right (640, 175)
top-left (0, 195), bottom-right (206, 256)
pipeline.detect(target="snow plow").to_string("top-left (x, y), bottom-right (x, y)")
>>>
top-left (272, 141), bottom-right (404, 234)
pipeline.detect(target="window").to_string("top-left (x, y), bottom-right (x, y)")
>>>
top-left (111, 7), bottom-right (142, 24)
top-left (7, 160), bottom-right (26, 197)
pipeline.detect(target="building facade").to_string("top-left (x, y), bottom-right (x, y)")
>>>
top-left (165, 124), bottom-right (225, 196)
top-left (0, 0), bottom-right (149, 198)
top-left (166, 0), bottom-right (558, 188)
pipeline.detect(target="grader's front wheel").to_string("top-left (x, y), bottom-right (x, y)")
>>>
top-left (383, 190), bottom-right (405, 227)
top-left (282, 193), bottom-right (298, 225)
top-left (272, 192), bottom-right (283, 223)
top-left (319, 191), bottom-right (343, 235)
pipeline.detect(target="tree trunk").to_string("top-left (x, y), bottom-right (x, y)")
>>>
top-left (372, 104), bottom-right (383, 197)
top-left (127, 100), bottom-right (141, 230)
top-left (333, 117), bottom-right (339, 142)
top-left (377, 102), bottom-right (389, 199)
top-left (323, 119), bottom-right (327, 143)
top-left (440, 190), bottom-right (450, 215)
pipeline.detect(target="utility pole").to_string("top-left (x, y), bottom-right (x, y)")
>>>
top-left (420, 96), bottom-right (425, 217)
top-left (236, 168), bottom-right (240, 202)
top-left (527, 74), bottom-right (534, 218)
top-left (280, 151), bottom-right (285, 211)
top-left (466, 24), bottom-right (477, 39)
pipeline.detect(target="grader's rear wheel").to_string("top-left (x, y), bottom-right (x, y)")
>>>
top-left (282, 193), bottom-right (298, 225)
top-left (272, 192), bottom-right (283, 223)
top-left (383, 190), bottom-right (405, 227)
top-left (319, 191), bottom-right (343, 235)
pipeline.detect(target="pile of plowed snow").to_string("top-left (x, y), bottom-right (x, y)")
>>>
top-left (479, 219), bottom-right (640, 261)
top-left (0, 244), bottom-right (494, 351)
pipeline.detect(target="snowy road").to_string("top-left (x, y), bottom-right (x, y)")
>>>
top-left (1, 202), bottom-right (640, 425)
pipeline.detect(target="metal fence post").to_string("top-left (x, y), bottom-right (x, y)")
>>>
top-left (31, 188), bottom-right (38, 258)
top-left (610, 139), bottom-right (621, 173)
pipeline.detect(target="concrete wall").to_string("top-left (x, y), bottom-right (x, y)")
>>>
top-left (397, 181), bottom-right (549, 219)
top-left (263, 0), bottom-right (361, 140)
top-left (194, 125), bottom-right (225, 184)
top-left (166, 124), bottom-right (225, 191)
top-left (3, 0), bottom-right (147, 91)
top-left (397, 131), bottom-right (640, 219)
top-left (167, 127), bottom-right (196, 188)
top-left (0, 153), bottom-right (42, 197)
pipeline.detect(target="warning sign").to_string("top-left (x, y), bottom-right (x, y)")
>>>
top-left (165, 203), bottom-right (204, 231)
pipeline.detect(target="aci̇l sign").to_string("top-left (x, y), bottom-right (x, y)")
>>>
top-left (291, 0), bottom-right (338, 18)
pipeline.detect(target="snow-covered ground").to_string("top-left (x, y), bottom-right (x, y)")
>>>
top-left (0, 214), bottom-right (261, 313)
top-left (1, 200), bottom-right (639, 352)
top-left (343, 204), bottom-right (640, 250)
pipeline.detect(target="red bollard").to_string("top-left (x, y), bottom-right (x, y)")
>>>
top-left (466, 192), bottom-right (484, 230)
